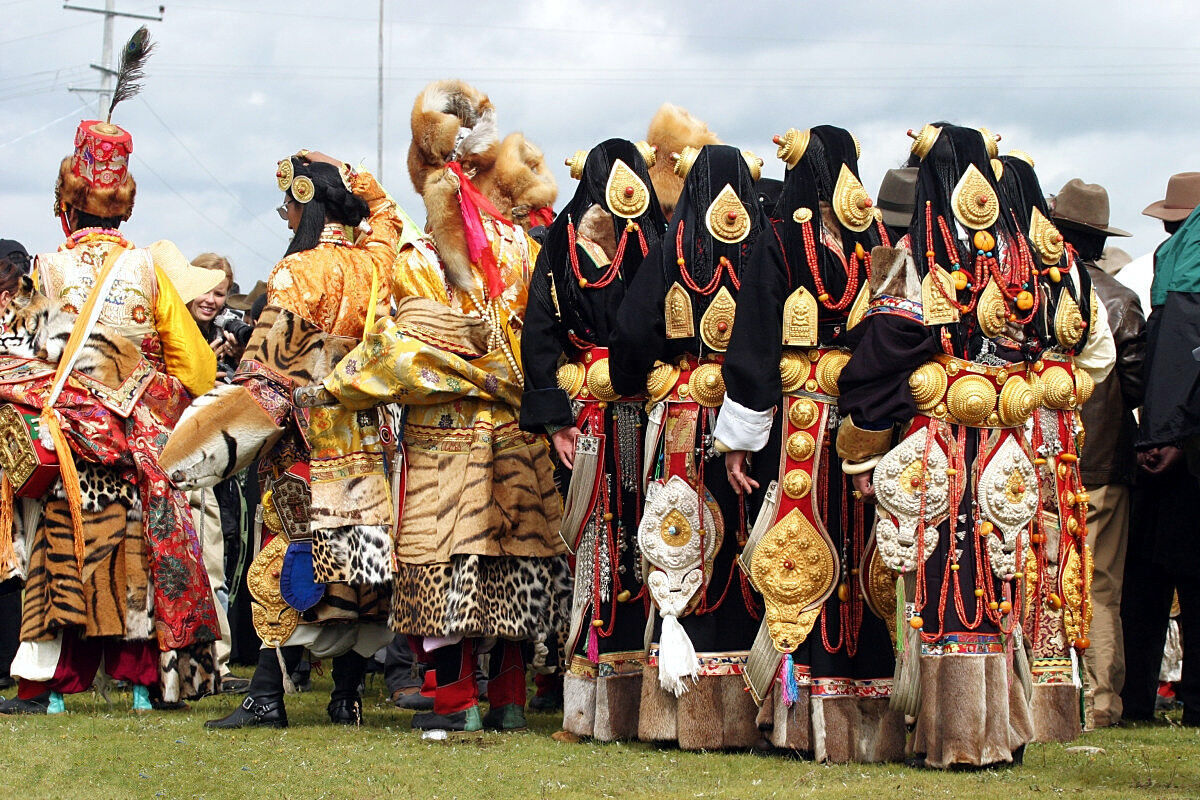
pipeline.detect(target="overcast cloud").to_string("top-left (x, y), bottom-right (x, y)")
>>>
top-left (1, 0), bottom-right (1196, 287)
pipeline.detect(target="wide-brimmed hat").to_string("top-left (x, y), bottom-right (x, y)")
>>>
top-left (1142, 172), bottom-right (1200, 222)
top-left (226, 279), bottom-right (266, 312)
top-left (148, 240), bottom-right (226, 304)
top-left (876, 167), bottom-right (918, 229)
top-left (1051, 178), bottom-right (1130, 237)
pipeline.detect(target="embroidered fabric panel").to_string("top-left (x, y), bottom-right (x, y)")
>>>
top-left (863, 295), bottom-right (924, 325)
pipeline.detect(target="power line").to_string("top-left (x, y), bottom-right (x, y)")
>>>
top-left (0, 103), bottom-right (89, 150)
top-left (132, 152), bottom-right (278, 264)
top-left (140, 98), bottom-right (284, 241)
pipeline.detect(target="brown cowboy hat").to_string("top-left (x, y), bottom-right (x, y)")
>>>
top-left (1051, 178), bottom-right (1130, 237)
top-left (876, 167), bottom-right (918, 229)
top-left (226, 279), bottom-right (266, 312)
top-left (1142, 172), bottom-right (1200, 222)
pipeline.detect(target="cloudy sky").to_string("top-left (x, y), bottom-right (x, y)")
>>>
top-left (1, 0), bottom-right (1195, 288)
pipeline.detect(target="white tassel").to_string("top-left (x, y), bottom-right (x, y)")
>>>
top-left (657, 613), bottom-right (699, 697)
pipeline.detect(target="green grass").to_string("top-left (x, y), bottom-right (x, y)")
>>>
top-left (0, 671), bottom-right (1196, 800)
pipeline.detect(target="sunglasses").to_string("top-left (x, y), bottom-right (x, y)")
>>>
top-left (277, 202), bottom-right (288, 220)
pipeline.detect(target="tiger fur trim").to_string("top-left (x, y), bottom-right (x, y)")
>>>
top-left (389, 553), bottom-right (571, 642)
top-left (160, 307), bottom-right (354, 490)
top-left (158, 642), bottom-right (216, 704)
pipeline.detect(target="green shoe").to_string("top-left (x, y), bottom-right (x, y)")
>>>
top-left (483, 703), bottom-right (527, 731)
top-left (412, 704), bottom-right (484, 733)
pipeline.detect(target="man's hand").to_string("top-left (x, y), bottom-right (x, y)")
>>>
top-left (852, 470), bottom-right (876, 504)
top-left (725, 450), bottom-right (760, 496)
top-left (551, 426), bottom-right (581, 470)
top-left (1138, 444), bottom-right (1184, 476)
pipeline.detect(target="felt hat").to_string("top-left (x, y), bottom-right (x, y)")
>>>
top-left (876, 167), bottom-right (918, 229)
top-left (226, 279), bottom-right (266, 312)
top-left (1051, 178), bottom-right (1130, 237)
top-left (148, 240), bottom-right (226, 304)
top-left (1142, 172), bottom-right (1200, 222)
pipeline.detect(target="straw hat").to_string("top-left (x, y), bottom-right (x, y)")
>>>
top-left (1051, 178), bottom-right (1130, 237)
top-left (1142, 172), bottom-right (1200, 222)
top-left (147, 240), bottom-right (225, 304)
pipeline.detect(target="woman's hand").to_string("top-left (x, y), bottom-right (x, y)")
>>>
top-left (551, 426), bottom-right (581, 470)
top-left (295, 150), bottom-right (342, 167)
top-left (725, 450), bottom-right (760, 496)
top-left (852, 470), bottom-right (876, 504)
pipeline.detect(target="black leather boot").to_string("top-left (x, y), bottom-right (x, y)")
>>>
top-left (327, 697), bottom-right (362, 725)
top-left (205, 695), bottom-right (288, 729)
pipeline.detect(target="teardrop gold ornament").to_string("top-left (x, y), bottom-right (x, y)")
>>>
top-left (951, 164), bottom-right (999, 230)
top-left (976, 278), bottom-right (1008, 337)
top-left (781, 286), bottom-right (818, 346)
top-left (1030, 208), bottom-right (1065, 266)
top-left (565, 150), bottom-right (588, 180)
top-left (665, 281), bottom-right (694, 339)
top-left (700, 286), bottom-right (737, 351)
top-left (846, 283), bottom-right (871, 330)
top-left (990, 158), bottom-right (1004, 182)
top-left (673, 146), bottom-right (700, 179)
top-left (605, 158), bottom-right (650, 219)
top-left (1054, 290), bottom-right (1085, 347)
top-left (775, 128), bottom-right (810, 168)
top-left (833, 164), bottom-right (873, 233)
top-left (742, 150), bottom-right (763, 181)
top-left (921, 269), bottom-right (961, 326)
top-left (705, 184), bottom-right (750, 244)
top-left (634, 140), bottom-right (657, 168)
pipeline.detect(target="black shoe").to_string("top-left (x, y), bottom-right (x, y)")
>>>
top-left (220, 676), bottom-right (251, 695)
top-left (204, 696), bottom-right (288, 729)
top-left (528, 692), bottom-right (563, 713)
top-left (411, 705), bottom-right (483, 732)
top-left (0, 694), bottom-right (49, 715)
top-left (392, 687), bottom-right (435, 711)
top-left (328, 697), bottom-right (362, 726)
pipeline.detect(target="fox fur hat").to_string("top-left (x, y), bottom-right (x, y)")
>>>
top-left (645, 103), bottom-right (721, 217)
top-left (409, 80), bottom-right (557, 290)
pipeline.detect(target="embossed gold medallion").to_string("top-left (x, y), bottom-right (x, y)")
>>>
top-left (248, 535), bottom-right (299, 646)
top-left (998, 375), bottom-right (1035, 426)
top-left (665, 281), bottom-right (694, 339)
top-left (950, 164), bottom-right (999, 230)
top-left (705, 184), bottom-right (750, 244)
top-left (585, 358), bottom-right (620, 402)
top-left (1041, 365), bottom-right (1076, 409)
top-left (833, 164), bottom-right (873, 232)
top-left (688, 362), bottom-right (726, 407)
top-left (786, 431), bottom-right (816, 462)
top-left (646, 361), bottom-right (678, 402)
top-left (815, 350), bottom-right (850, 397)
top-left (908, 362), bottom-right (948, 412)
top-left (750, 508), bottom-right (838, 652)
top-left (699, 286), bottom-right (736, 351)
top-left (605, 159), bottom-right (650, 219)
top-left (1054, 291), bottom-right (1085, 347)
top-left (781, 286), bottom-right (818, 346)
top-left (780, 351), bottom-right (806, 393)
top-left (788, 397), bottom-right (819, 429)
top-left (276, 157), bottom-right (294, 191)
top-left (947, 374), bottom-right (997, 425)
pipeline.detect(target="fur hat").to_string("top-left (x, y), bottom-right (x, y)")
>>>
top-left (406, 79), bottom-right (499, 196)
top-left (54, 119), bottom-right (139, 222)
top-left (645, 103), bottom-right (721, 217)
top-left (473, 132), bottom-right (557, 229)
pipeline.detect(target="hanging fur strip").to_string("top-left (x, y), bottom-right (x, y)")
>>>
top-left (108, 26), bottom-right (155, 123)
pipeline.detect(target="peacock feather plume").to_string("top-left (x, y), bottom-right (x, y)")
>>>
top-left (106, 26), bottom-right (155, 123)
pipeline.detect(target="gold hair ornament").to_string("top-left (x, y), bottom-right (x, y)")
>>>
top-left (565, 150), bottom-right (587, 180)
top-left (832, 164), bottom-right (873, 232)
top-left (907, 124), bottom-right (942, 161)
top-left (605, 159), bottom-right (650, 219)
top-left (978, 127), bottom-right (1002, 159)
top-left (705, 184), bottom-right (750, 244)
top-left (773, 128), bottom-right (810, 168)
top-left (950, 164), bottom-right (999, 229)
top-left (276, 157), bottom-right (294, 192)
top-left (672, 146), bottom-right (700, 179)
top-left (742, 150), bottom-right (764, 182)
top-left (290, 175), bottom-right (315, 204)
top-left (634, 140), bottom-right (657, 168)
top-left (1030, 207), bottom-right (1065, 266)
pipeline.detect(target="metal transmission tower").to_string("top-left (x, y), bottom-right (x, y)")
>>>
top-left (64, 1), bottom-right (165, 117)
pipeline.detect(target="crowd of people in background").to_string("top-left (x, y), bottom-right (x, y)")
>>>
top-left (0, 29), bottom-right (1195, 770)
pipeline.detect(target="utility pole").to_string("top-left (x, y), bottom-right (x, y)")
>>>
top-left (377, 0), bottom-right (385, 182)
top-left (65, 1), bottom-right (165, 118)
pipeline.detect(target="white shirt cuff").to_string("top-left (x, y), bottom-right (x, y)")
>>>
top-left (713, 395), bottom-right (774, 453)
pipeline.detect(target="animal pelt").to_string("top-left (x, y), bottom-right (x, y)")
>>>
top-left (1030, 683), bottom-right (1082, 743)
top-left (0, 274), bottom-right (145, 389)
top-left (55, 156), bottom-right (137, 222)
top-left (637, 667), bottom-right (761, 749)
top-left (473, 132), bottom-right (558, 229)
top-left (407, 79), bottom-right (499, 196)
top-left (577, 204), bottom-right (617, 261)
top-left (563, 672), bottom-right (642, 741)
top-left (161, 307), bottom-right (354, 489)
top-left (645, 103), bottom-right (721, 217)
top-left (867, 246), bottom-right (922, 302)
top-left (422, 166), bottom-right (476, 292)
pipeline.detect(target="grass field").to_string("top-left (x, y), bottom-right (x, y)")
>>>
top-left (1, 671), bottom-right (1196, 800)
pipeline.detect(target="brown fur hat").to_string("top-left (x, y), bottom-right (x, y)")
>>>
top-left (54, 155), bottom-right (137, 221)
top-left (645, 103), bottom-right (721, 217)
top-left (473, 132), bottom-right (558, 229)
top-left (406, 79), bottom-right (499, 196)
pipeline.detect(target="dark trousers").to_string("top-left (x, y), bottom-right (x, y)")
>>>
top-left (384, 635), bottom-right (423, 694)
top-left (1120, 552), bottom-right (1200, 722)
top-left (246, 646), bottom-right (367, 704)
top-left (0, 580), bottom-right (20, 680)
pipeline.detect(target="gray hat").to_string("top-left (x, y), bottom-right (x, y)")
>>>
top-left (876, 167), bottom-right (918, 229)
top-left (1052, 178), bottom-right (1130, 237)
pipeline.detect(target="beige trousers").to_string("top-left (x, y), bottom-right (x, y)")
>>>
top-left (1083, 482), bottom-right (1129, 726)
top-left (191, 487), bottom-right (231, 677)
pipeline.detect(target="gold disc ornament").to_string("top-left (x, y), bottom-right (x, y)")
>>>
top-left (699, 286), bottom-right (737, 351)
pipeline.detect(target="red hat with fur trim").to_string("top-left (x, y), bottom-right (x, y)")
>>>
top-left (54, 120), bottom-right (137, 221)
